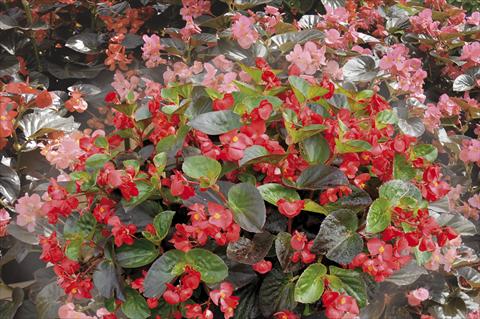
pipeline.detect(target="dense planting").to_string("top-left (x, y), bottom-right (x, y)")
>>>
top-left (0, 0), bottom-right (479, 318)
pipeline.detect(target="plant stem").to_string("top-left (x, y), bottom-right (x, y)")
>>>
top-left (21, 0), bottom-right (42, 72)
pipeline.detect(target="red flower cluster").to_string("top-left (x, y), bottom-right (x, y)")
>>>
top-left (322, 290), bottom-right (360, 319)
top-left (209, 282), bottom-right (239, 319)
top-left (252, 259), bottom-right (273, 274)
top-left (290, 231), bottom-right (316, 264)
top-left (107, 216), bottom-right (137, 247)
top-left (171, 202), bottom-right (240, 251)
top-left (163, 266), bottom-right (201, 305)
top-left (350, 238), bottom-right (411, 282)
top-left (166, 170), bottom-right (195, 200)
top-left (420, 165), bottom-right (450, 202)
top-left (97, 162), bottom-right (139, 201)
top-left (386, 207), bottom-right (458, 251)
top-left (42, 180), bottom-right (79, 224)
top-left (39, 232), bottom-right (93, 299)
top-left (319, 186), bottom-right (352, 205)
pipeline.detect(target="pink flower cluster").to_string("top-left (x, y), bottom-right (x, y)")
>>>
top-left (58, 303), bottom-right (111, 319)
top-left (180, 0), bottom-right (210, 20)
top-left (15, 193), bottom-right (45, 232)
top-left (141, 34), bottom-right (166, 68)
top-left (232, 15), bottom-right (259, 49)
top-left (460, 139), bottom-right (480, 165)
top-left (286, 41), bottom-right (326, 75)
top-left (42, 131), bottom-right (85, 170)
top-left (379, 44), bottom-right (427, 97)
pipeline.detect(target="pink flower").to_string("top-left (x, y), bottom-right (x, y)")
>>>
top-left (459, 139), bottom-right (480, 164)
top-left (58, 303), bottom-right (96, 319)
top-left (0, 208), bottom-right (11, 237)
top-left (468, 194), bottom-right (480, 210)
top-left (111, 71), bottom-right (140, 101)
top-left (286, 41), bottom-right (326, 75)
top-left (447, 184), bottom-right (463, 210)
top-left (325, 60), bottom-right (343, 80)
top-left (232, 15), bottom-right (259, 49)
top-left (181, 16), bottom-right (201, 41)
top-left (460, 42), bottom-right (480, 64)
top-left (423, 103), bottom-right (441, 132)
top-left (325, 29), bottom-right (342, 47)
top-left (212, 55), bottom-right (234, 72)
top-left (437, 94), bottom-right (460, 116)
top-left (15, 194), bottom-right (45, 232)
top-left (407, 288), bottom-right (429, 306)
top-left (42, 131), bottom-right (85, 170)
top-left (410, 9), bottom-right (439, 36)
top-left (324, 5), bottom-right (349, 25)
top-left (467, 12), bottom-right (480, 25)
top-left (180, 0), bottom-right (210, 20)
top-left (142, 34), bottom-right (166, 68)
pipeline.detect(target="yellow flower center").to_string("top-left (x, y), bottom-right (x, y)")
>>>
top-left (379, 246), bottom-right (385, 253)
top-left (232, 136), bottom-right (239, 142)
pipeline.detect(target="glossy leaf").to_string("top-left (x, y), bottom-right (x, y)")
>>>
top-left (121, 287), bottom-right (150, 319)
top-left (366, 198), bottom-right (391, 234)
top-left (227, 232), bottom-right (274, 265)
top-left (188, 110), bottom-right (242, 135)
top-left (328, 266), bottom-right (368, 307)
top-left (143, 250), bottom-right (186, 298)
top-left (182, 155), bottom-right (222, 187)
top-left (186, 248), bottom-right (228, 284)
top-left (116, 239), bottom-right (159, 268)
top-left (295, 165), bottom-right (349, 190)
top-left (259, 269), bottom-right (297, 317)
top-left (228, 183), bottom-right (266, 233)
top-left (294, 263), bottom-right (327, 303)
top-left (311, 210), bottom-right (363, 264)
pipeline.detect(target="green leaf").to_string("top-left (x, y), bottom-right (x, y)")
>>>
top-left (336, 139), bottom-right (372, 153)
top-left (375, 110), bottom-right (398, 128)
top-left (322, 186), bottom-right (372, 213)
top-left (379, 180), bottom-right (422, 205)
top-left (301, 134), bottom-right (330, 164)
top-left (288, 76), bottom-right (328, 103)
top-left (189, 110), bottom-right (242, 135)
top-left (413, 144), bottom-right (438, 162)
top-left (342, 55), bottom-right (378, 82)
top-left (239, 145), bottom-right (286, 166)
top-left (124, 181), bottom-right (154, 206)
top-left (259, 269), bottom-right (297, 317)
top-left (153, 210), bottom-right (176, 241)
top-left (121, 287), bottom-right (151, 319)
top-left (328, 266), bottom-right (368, 307)
top-left (275, 232), bottom-right (301, 272)
top-left (295, 165), bottom-right (349, 190)
top-left (258, 183), bottom-right (300, 205)
top-left (227, 232), bottom-right (274, 265)
top-left (228, 183), bottom-right (266, 233)
top-left (182, 155), bottom-right (222, 187)
top-left (303, 199), bottom-right (328, 214)
top-left (366, 198), bottom-right (391, 234)
top-left (85, 154), bottom-right (110, 170)
top-left (186, 248), bottom-right (228, 284)
top-left (294, 263), bottom-right (327, 303)
top-left (116, 239), bottom-right (159, 268)
top-left (94, 136), bottom-right (109, 149)
top-left (65, 237), bottom-right (83, 261)
top-left (453, 74), bottom-right (475, 92)
top-left (93, 261), bottom-right (124, 300)
top-left (144, 250), bottom-right (186, 298)
top-left (393, 154), bottom-right (416, 181)
top-left (311, 210), bottom-right (363, 265)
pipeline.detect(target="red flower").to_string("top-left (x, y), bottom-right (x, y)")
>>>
top-left (213, 93), bottom-right (235, 111)
top-left (274, 311), bottom-right (299, 319)
top-left (252, 260), bottom-right (272, 274)
top-left (322, 291), bottom-right (359, 319)
top-left (39, 232), bottom-right (64, 263)
top-left (108, 216), bottom-right (137, 247)
top-left (170, 170), bottom-right (195, 200)
top-left (277, 198), bottom-right (304, 218)
top-left (209, 282), bottom-right (239, 319)
top-left (93, 197), bottom-right (116, 224)
top-left (207, 202), bottom-right (233, 230)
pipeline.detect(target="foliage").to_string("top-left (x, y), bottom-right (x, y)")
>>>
top-left (0, 0), bottom-right (479, 318)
